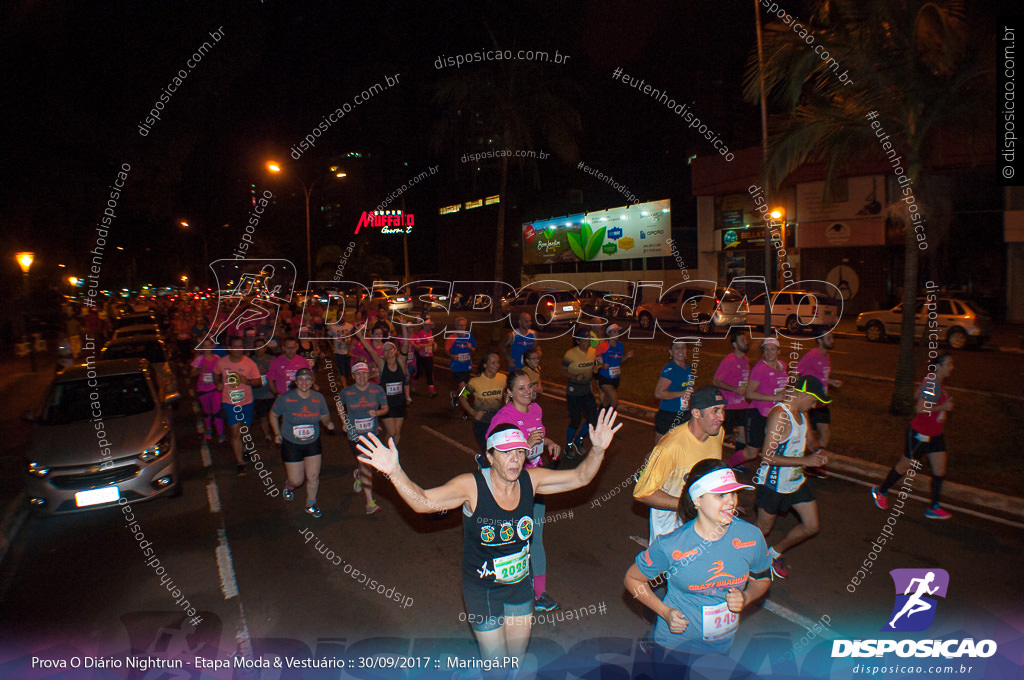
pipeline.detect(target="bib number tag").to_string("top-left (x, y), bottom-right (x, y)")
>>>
top-left (456, 352), bottom-right (471, 363)
top-left (292, 424), bottom-right (315, 440)
top-left (228, 389), bottom-right (245, 404)
top-left (915, 432), bottom-right (931, 443)
top-left (608, 366), bottom-right (620, 378)
top-left (286, 369), bottom-right (297, 383)
top-left (492, 546), bottom-right (530, 584)
top-left (354, 417), bottom-right (374, 432)
top-left (386, 382), bottom-right (402, 396)
top-left (201, 373), bottom-right (214, 384)
top-left (701, 601), bottom-right (739, 642)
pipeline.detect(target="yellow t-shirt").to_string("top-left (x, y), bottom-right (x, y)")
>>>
top-left (633, 425), bottom-right (724, 538)
top-left (562, 346), bottom-right (596, 394)
top-left (468, 372), bottom-right (507, 412)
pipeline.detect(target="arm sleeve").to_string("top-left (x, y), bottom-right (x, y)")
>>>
top-left (635, 536), bottom-right (671, 579)
top-left (633, 446), bottom-right (671, 499)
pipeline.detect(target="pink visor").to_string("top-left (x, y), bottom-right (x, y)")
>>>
top-left (687, 468), bottom-right (754, 501)
top-left (486, 428), bottom-right (530, 452)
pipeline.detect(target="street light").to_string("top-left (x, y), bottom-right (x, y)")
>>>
top-left (266, 160), bottom-right (346, 283)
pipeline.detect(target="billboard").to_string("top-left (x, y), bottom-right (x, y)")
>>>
top-left (522, 199), bottom-right (671, 265)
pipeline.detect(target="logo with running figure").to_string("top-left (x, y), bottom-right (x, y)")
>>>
top-left (198, 259), bottom-right (296, 350)
top-left (499, 523), bottom-right (514, 542)
top-left (516, 516), bottom-right (533, 540)
top-left (883, 569), bottom-right (950, 632)
top-left (480, 526), bottom-right (495, 543)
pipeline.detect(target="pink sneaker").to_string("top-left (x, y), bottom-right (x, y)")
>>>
top-left (870, 487), bottom-right (888, 510)
top-left (925, 506), bottom-right (952, 520)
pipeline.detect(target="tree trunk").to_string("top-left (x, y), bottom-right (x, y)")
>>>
top-left (890, 195), bottom-right (921, 416)
top-left (491, 150), bottom-right (510, 322)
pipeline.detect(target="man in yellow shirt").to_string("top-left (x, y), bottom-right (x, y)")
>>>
top-left (560, 329), bottom-right (599, 459)
top-left (633, 385), bottom-right (726, 540)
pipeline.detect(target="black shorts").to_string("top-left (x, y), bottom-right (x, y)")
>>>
top-left (809, 405), bottom-right (831, 427)
top-left (461, 576), bottom-right (534, 632)
top-left (254, 398), bottom-right (274, 419)
top-left (724, 408), bottom-right (749, 433)
top-left (452, 371), bottom-right (471, 386)
top-left (281, 437), bottom-right (323, 463)
top-left (904, 426), bottom-right (946, 459)
top-left (654, 409), bottom-right (683, 436)
top-left (334, 354), bottom-right (352, 379)
top-left (746, 410), bottom-right (769, 448)
top-left (385, 400), bottom-right (406, 419)
top-left (756, 482), bottom-right (815, 516)
top-left (596, 374), bottom-right (620, 388)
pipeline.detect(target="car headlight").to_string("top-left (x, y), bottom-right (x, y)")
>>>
top-left (27, 461), bottom-right (50, 478)
top-left (139, 431), bottom-right (173, 463)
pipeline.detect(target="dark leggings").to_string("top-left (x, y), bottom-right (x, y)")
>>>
top-left (566, 392), bottom-right (598, 444)
top-left (416, 354), bottom-right (434, 386)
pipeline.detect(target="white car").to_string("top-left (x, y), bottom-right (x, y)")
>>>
top-left (855, 297), bottom-right (991, 349)
top-left (744, 289), bottom-right (841, 335)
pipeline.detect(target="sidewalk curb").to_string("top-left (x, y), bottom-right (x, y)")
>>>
top-left (831, 330), bottom-right (1023, 356)
top-left (0, 492), bottom-right (27, 566)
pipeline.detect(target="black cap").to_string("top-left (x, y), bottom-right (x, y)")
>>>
top-left (689, 385), bottom-right (725, 411)
top-left (794, 375), bottom-right (831, 403)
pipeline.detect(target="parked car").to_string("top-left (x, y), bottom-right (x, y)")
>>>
top-left (100, 335), bottom-right (180, 402)
top-left (744, 289), bottom-right (841, 335)
top-left (24, 358), bottom-right (180, 514)
top-left (635, 283), bottom-right (746, 334)
top-left (412, 285), bottom-right (450, 309)
top-left (112, 311), bottom-right (160, 330)
top-left (856, 296), bottom-right (991, 349)
top-left (505, 289), bottom-right (582, 326)
top-left (111, 323), bottom-right (164, 342)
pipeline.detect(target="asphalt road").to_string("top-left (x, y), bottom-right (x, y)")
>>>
top-left (0, 360), bottom-right (1020, 678)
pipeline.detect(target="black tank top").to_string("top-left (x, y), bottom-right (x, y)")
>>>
top-left (462, 469), bottom-right (534, 585)
top-left (380, 361), bottom-right (406, 407)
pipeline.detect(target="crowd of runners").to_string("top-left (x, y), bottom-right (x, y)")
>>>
top-left (64, 291), bottom-right (958, 677)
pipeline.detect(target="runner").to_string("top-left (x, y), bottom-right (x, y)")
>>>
top-left (270, 367), bottom-right (335, 517)
top-left (715, 330), bottom-right (752, 469)
top-left (625, 458), bottom-right (770, 674)
top-left (871, 352), bottom-right (955, 520)
top-left (460, 352), bottom-right (507, 453)
top-left (214, 335), bottom-right (263, 476)
top-left (358, 331), bottom-right (412, 445)
top-left (190, 338), bottom-right (224, 443)
top-left (522, 347), bottom-right (543, 398)
top-left (446, 317), bottom-right (477, 411)
top-left (356, 409), bottom-right (621, 669)
top-left (740, 338), bottom-right (788, 472)
top-left (653, 340), bottom-right (696, 444)
top-left (251, 339), bottom-right (277, 443)
top-left (753, 375), bottom-right (831, 579)
top-left (596, 323), bottom-right (632, 409)
top-left (409, 316), bottom-right (437, 397)
top-left (502, 313), bottom-right (536, 371)
top-left (561, 327), bottom-right (600, 458)
top-left (339, 361), bottom-right (389, 515)
top-left (267, 337), bottom-right (310, 398)
top-left (796, 332), bottom-right (842, 477)
top-left (634, 386), bottom-right (727, 540)
top-left (327, 314), bottom-right (354, 388)
top-left (488, 369), bottom-right (563, 612)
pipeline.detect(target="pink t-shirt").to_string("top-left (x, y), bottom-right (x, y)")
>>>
top-left (412, 330), bottom-right (435, 357)
top-left (214, 356), bottom-right (260, 406)
top-left (488, 402), bottom-right (547, 467)
top-left (714, 353), bottom-right (750, 410)
top-left (267, 355), bottom-right (310, 394)
top-left (191, 354), bottom-right (219, 392)
top-left (749, 359), bottom-right (789, 417)
top-left (797, 349), bottom-right (831, 392)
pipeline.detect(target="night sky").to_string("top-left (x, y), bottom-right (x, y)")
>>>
top-left (0, 0), bottom-right (1006, 291)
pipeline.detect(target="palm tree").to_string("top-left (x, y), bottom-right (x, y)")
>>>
top-left (431, 21), bottom-right (582, 317)
top-left (742, 0), bottom-right (991, 414)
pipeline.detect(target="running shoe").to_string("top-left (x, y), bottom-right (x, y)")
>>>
top-left (870, 487), bottom-right (888, 510)
top-left (804, 466), bottom-right (827, 478)
top-left (236, 463), bottom-right (247, 477)
top-left (564, 442), bottom-right (580, 459)
top-left (204, 430), bottom-right (212, 441)
top-left (218, 435), bottom-right (227, 444)
top-left (534, 592), bottom-right (560, 612)
top-left (429, 388), bottom-right (436, 398)
top-left (353, 470), bottom-right (363, 493)
top-left (770, 556), bottom-right (789, 580)
top-left (731, 464), bottom-right (749, 474)
top-left (283, 485), bottom-right (295, 501)
top-left (925, 505), bottom-right (952, 520)
top-left (450, 392), bottom-right (459, 408)
top-left (305, 503), bottom-right (322, 518)
top-left (366, 500), bottom-right (382, 515)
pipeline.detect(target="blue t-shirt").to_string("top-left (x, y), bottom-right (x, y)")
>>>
top-left (658, 361), bottom-right (693, 412)
top-left (598, 342), bottom-right (625, 379)
top-left (635, 519), bottom-right (770, 653)
top-left (448, 333), bottom-right (477, 372)
top-left (509, 330), bottom-right (536, 370)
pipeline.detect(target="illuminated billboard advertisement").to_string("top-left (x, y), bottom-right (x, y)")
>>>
top-left (522, 199), bottom-right (671, 265)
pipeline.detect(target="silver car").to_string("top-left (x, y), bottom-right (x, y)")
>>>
top-left (24, 358), bottom-right (180, 514)
top-left (635, 283), bottom-right (745, 334)
top-left (856, 296), bottom-right (991, 349)
top-left (506, 289), bottom-right (582, 326)
top-left (100, 335), bottom-right (180, 402)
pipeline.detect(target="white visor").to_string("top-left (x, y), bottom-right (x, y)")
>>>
top-left (688, 468), bottom-right (754, 501)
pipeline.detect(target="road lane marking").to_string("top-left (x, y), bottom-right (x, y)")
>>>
top-left (825, 470), bottom-right (1024, 529)
top-left (215, 527), bottom-right (239, 599)
top-left (206, 481), bottom-right (221, 513)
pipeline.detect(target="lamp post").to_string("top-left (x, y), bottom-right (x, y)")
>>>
top-left (179, 221), bottom-right (210, 289)
top-left (15, 252), bottom-right (36, 370)
top-left (266, 161), bottom-right (346, 283)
